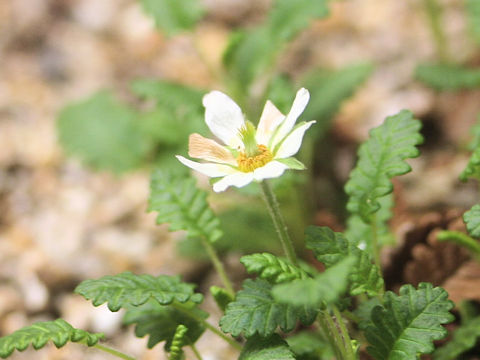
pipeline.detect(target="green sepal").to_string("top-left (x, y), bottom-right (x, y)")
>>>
top-left (276, 157), bottom-right (306, 170)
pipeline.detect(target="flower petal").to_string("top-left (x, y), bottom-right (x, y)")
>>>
top-left (188, 133), bottom-right (236, 165)
top-left (255, 100), bottom-right (285, 146)
top-left (271, 88), bottom-right (310, 147)
top-left (275, 121), bottom-right (316, 159)
top-left (176, 155), bottom-right (235, 178)
top-left (213, 172), bottom-right (254, 192)
top-left (203, 91), bottom-right (245, 148)
top-left (253, 161), bottom-right (288, 181)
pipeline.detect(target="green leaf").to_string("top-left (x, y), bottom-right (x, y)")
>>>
top-left (264, 75), bottom-right (296, 114)
top-left (239, 334), bottom-right (295, 360)
top-left (75, 272), bottom-right (203, 312)
top-left (57, 90), bottom-right (150, 173)
top-left (460, 146), bottom-right (480, 181)
top-left (365, 283), bottom-right (454, 360)
top-left (210, 286), bottom-right (234, 312)
top-left (220, 279), bottom-right (316, 337)
top-left (0, 319), bottom-right (103, 358)
top-left (464, 204), bottom-right (480, 238)
top-left (301, 63), bottom-right (373, 136)
top-left (272, 256), bottom-right (355, 307)
top-left (139, 0), bottom-right (204, 36)
top-left (149, 169), bottom-right (223, 243)
top-left (354, 297), bottom-right (382, 330)
top-left (467, 0), bottom-right (480, 44)
top-left (433, 316), bottom-right (480, 360)
top-left (276, 157), bottom-right (306, 170)
top-left (305, 226), bottom-right (384, 297)
top-left (224, 0), bottom-right (329, 92)
top-left (286, 332), bottom-right (333, 360)
top-left (416, 63), bottom-right (480, 90)
top-left (345, 110), bottom-right (423, 222)
top-left (124, 300), bottom-right (207, 349)
top-left (240, 253), bottom-right (310, 284)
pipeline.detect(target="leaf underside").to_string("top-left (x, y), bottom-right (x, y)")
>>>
top-left (75, 272), bottom-right (203, 312)
top-left (0, 319), bottom-right (103, 359)
top-left (365, 283), bottom-right (454, 360)
top-left (149, 170), bottom-right (223, 243)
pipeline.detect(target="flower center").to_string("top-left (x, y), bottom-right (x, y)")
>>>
top-left (237, 145), bottom-right (273, 172)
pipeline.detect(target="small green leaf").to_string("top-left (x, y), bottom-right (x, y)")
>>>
top-left (365, 283), bottom-right (454, 360)
top-left (124, 300), bottom-right (206, 350)
top-left (57, 91), bottom-right (150, 173)
top-left (286, 332), bottom-right (333, 360)
top-left (460, 147), bottom-right (480, 181)
top-left (433, 316), bottom-right (480, 360)
top-left (220, 279), bottom-right (316, 338)
top-left (354, 297), bottom-right (382, 330)
top-left (239, 334), bottom-right (295, 360)
top-left (345, 110), bottom-right (423, 222)
top-left (272, 256), bottom-right (355, 307)
top-left (301, 63), bottom-right (373, 136)
top-left (210, 286), bottom-right (234, 312)
top-left (240, 253), bottom-right (310, 284)
top-left (75, 272), bottom-right (202, 312)
top-left (464, 204), bottom-right (480, 238)
top-left (416, 63), bottom-right (480, 90)
top-left (305, 226), bottom-right (384, 297)
top-left (467, 0), bottom-right (480, 44)
top-left (140, 0), bottom-right (204, 36)
top-left (149, 170), bottom-right (223, 243)
top-left (276, 157), bottom-right (306, 170)
top-left (0, 319), bottom-right (103, 358)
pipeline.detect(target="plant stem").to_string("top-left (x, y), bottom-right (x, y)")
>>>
top-left (190, 344), bottom-right (204, 360)
top-left (333, 305), bottom-right (356, 360)
top-left (322, 311), bottom-right (348, 360)
top-left (93, 344), bottom-right (136, 360)
top-left (423, 0), bottom-right (449, 62)
top-left (200, 237), bottom-right (235, 297)
top-left (370, 214), bottom-right (386, 296)
top-left (171, 304), bottom-right (242, 351)
top-left (260, 180), bottom-right (298, 265)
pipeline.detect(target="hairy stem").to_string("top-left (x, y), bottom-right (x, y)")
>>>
top-left (200, 237), bottom-right (235, 297)
top-left (320, 311), bottom-right (348, 360)
top-left (423, 0), bottom-right (449, 62)
top-left (333, 305), bottom-right (356, 360)
top-left (260, 180), bottom-right (298, 265)
top-left (370, 214), bottom-right (386, 296)
top-left (93, 344), bottom-right (136, 360)
top-left (172, 303), bottom-right (241, 350)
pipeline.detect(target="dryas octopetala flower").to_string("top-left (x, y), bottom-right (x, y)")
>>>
top-left (176, 88), bottom-right (315, 192)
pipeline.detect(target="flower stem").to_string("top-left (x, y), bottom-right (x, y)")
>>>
top-left (260, 180), bottom-right (298, 265)
top-left (93, 344), bottom-right (136, 360)
top-left (423, 0), bottom-right (449, 62)
top-left (190, 344), bottom-right (204, 360)
top-left (171, 303), bottom-right (241, 351)
top-left (200, 237), bottom-right (235, 297)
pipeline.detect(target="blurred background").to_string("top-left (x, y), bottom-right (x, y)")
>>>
top-left (1, 0), bottom-right (480, 358)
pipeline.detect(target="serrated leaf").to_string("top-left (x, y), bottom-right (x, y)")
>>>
top-left (345, 110), bottom-right (423, 222)
top-left (149, 170), bottom-right (223, 243)
top-left (301, 63), bottom-right (373, 136)
top-left (124, 300), bottom-right (206, 350)
top-left (57, 90), bottom-right (150, 173)
top-left (354, 297), bottom-right (382, 331)
top-left (210, 286), bottom-right (234, 312)
top-left (220, 279), bottom-right (316, 338)
top-left (75, 272), bottom-right (203, 312)
top-left (416, 63), bottom-right (480, 90)
top-left (240, 253), bottom-right (310, 284)
top-left (433, 316), bottom-right (480, 360)
top-left (365, 283), bottom-right (454, 360)
top-left (464, 204), bottom-right (480, 238)
top-left (286, 332), bottom-right (333, 360)
top-left (460, 146), bottom-right (480, 181)
top-left (0, 319), bottom-right (103, 358)
top-left (467, 0), bottom-right (480, 44)
top-left (305, 226), bottom-right (384, 297)
top-left (139, 0), bottom-right (204, 36)
top-left (224, 0), bottom-right (329, 92)
top-left (272, 256), bottom-right (355, 307)
top-left (239, 334), bottom-right (295, 360)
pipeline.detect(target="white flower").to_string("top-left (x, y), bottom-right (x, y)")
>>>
top-left (176, 88), bottom-right (315, 192)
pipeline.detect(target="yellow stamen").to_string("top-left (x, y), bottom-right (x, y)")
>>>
top-left (237, 145), bottom-right (273, 172)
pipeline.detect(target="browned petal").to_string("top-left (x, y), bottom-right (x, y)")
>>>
top-left (188, 133), bottom-right (236, 165)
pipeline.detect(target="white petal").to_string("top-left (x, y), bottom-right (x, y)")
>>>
top-left (213, 172), bottom-right (254, 192)
top-left (176, 155), bottom-right (235, 178)
top-left (188, 133), bottom-right (236, 165)
top-left (271, 88), bottom-right (310, 147)
top-left (203, 91), bottom-right (245, 148)
top-left (275, 121), bottom-right (316, 158)
top-left (253, 161), bottom-right (288, 181)
top-left (255, 100), bottom-right (285, 146)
